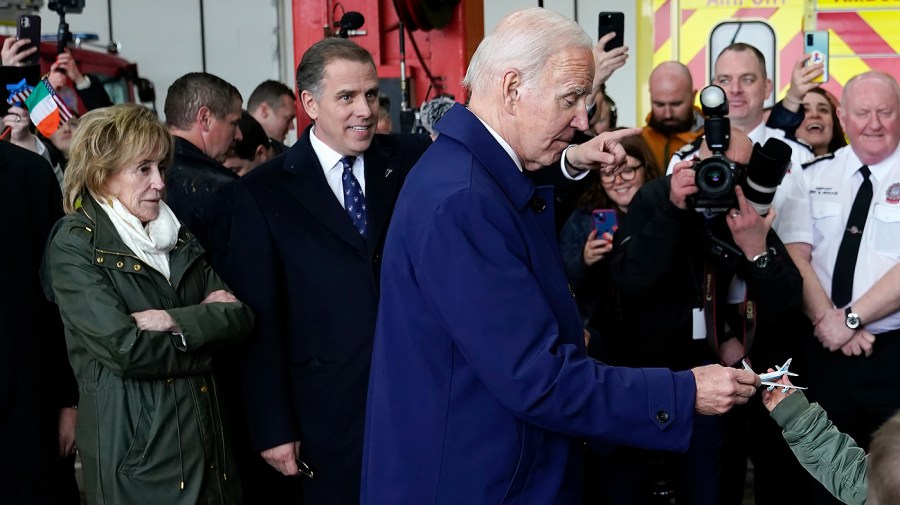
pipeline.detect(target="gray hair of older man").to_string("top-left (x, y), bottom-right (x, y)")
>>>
top-left (462, 8), bottom-right (592, 97)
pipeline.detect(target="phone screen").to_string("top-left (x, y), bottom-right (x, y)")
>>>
top-left (16, 15), bottom-right (41, 66)
top-left (592, 209), bottom-right (618, 237)
top-left (598, 12), bottom-right (624, 51)
top-left (804, 30), bottom-right (829, 83)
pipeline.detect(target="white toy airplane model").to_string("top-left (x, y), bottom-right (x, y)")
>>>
top-left (742, 358), bottom-right (807, 393)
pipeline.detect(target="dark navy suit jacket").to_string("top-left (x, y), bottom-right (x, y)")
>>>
top-left (225, 126), bottom-right (430, 505)
top-left (362, 104), bottom-right (698, 505)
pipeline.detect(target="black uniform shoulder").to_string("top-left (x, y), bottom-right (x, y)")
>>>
top-left (673, 135), bottom-right (704, 160)
top-left (801, 152), bottom-right (836, 170)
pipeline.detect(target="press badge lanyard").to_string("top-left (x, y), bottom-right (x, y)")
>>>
top-left (703, 262), bottom-right (757, 364)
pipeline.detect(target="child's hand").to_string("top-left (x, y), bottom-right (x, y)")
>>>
top-left (762, 371), bottom-right (796, 412)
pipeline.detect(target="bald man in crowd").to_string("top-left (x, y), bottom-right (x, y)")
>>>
top-left (642, 61), bottom-right (704, 169)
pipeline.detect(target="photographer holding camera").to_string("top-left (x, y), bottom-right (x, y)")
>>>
top-left (667, 44), bottom-right (813, 179)
top-left (601, 93), bottom-right (803, 503)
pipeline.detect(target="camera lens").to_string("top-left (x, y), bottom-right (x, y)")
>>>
top-left (704, 168), bottom-right (725, 187)
top-left (695, 158), bottom-right (734, 198)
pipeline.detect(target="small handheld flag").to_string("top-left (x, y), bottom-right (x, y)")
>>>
top-left (6, 78), bottom-right (33, 108)
top-left (24, 77), bottom-right (73, 137)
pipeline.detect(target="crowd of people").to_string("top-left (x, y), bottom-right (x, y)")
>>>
top-left (3, 6), bottom-right (900, 505)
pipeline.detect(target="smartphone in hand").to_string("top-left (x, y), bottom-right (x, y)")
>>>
top-left (803, 30), bottom-right (829, 83)
top-left (16, 14), bottom-right (41, 66)
top-left (598, 12), bottom-right (624, 51)
top-left (592, 209), bottom-right (618, 237)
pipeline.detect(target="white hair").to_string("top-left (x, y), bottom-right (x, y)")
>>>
top-left (842, 71), bottom-right (900, 109)
top-left (462, 8), bottom-right (592, 96)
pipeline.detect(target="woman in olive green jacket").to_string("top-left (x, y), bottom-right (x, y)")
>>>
top-left (42, 104), bottom-right (253, 505)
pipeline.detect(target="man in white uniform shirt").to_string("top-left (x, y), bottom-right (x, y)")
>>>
top-left (667, 43), bottom-right (813, 177)
top-left (776, 71), bottom-right (900, 505)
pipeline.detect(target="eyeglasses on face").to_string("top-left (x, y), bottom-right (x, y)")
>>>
top-left (600, 165), bottom-right (641, 183)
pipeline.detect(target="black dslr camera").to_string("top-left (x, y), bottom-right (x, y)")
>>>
top-left (689, 85), bottom-right (792, 216)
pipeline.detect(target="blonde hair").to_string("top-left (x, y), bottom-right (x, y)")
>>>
top-left (63, 104), bottom-right (172, 214)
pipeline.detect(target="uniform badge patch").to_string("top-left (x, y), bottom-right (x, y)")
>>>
top-left (886, 183), bottom-right (900, 204)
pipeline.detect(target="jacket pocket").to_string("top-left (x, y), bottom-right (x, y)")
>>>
top-left (810, 200), bottom-right (842, 248)
top-left (501, 420), bottom-right (539, 503)
top-left (117, 403), bottom-right (155, 476)
top-left (870, 203), bottom-right (900, 260)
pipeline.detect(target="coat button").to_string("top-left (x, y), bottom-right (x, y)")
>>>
top-left (96, 256), bottom-right (104, 264)
top-left (200, 385), bottom-right (208, 393)
top-left (116, 261), bottom-right (124, 268)
top-left (656, 410), bottom-right (669, 423)
top-left (133, 264), bottom-right (141, 271)
top-left (166, 378), bottom-right (173, 384)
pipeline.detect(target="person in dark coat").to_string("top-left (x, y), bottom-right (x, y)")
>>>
top-left (163, 72), bottom-right (243, 258)
top-left (0, 141), bottom-right (79, 505)
top-left (42, 104), bottom-right (253, 505)
top-left (222, 38), bottom-right (431, 505)
top-left (361, 9), bottom-right (759, 504)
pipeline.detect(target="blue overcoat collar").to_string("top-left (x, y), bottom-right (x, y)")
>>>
top-left (436, 104), bottom-right (537, 212)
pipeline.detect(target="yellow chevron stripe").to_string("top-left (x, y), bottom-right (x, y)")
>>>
top-left (678, 9), bottom-right (740, 63)
top-left (829, 31), bottom-right (872, 85)
top-left (859, 11), bottom-right (900, 53)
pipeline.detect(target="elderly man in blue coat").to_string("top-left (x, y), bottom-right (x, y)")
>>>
top-left (362, 7), bottom-right (761, 505)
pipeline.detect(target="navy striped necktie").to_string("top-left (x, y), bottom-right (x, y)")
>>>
top-left (340, 156), bottom-right (367, 237)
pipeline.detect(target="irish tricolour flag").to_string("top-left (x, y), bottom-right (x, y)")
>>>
top-left (25, 78), bottom-right (73, 137)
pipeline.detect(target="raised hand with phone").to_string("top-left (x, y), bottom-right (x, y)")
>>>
top-left (589, 12), bottom-right (628, 113)
top-left (49, 50), bottom-right (87, 90)
top-left (11, 14), bottom-right (41, 66)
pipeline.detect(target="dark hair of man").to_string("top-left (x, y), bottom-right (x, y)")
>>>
top-left (296, 38), bottom-right (375, 99)
top-left (718, 42), bottom-right (768, 79)
top-left (247, 80), bottom-right (295, 112)
top-left (232, 110), bottom-right (271, 160)
top-left (867, 411), bottom-right (900, 505)
top-left (577, 133), bottom-right (661, 212)
top-left (164, 72), bottom-right (241, 130)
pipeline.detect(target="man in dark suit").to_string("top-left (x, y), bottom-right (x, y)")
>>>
top-left (224, 38), bottom-right (430, 505)
top-left (1, 142), bottom-right (79, 504)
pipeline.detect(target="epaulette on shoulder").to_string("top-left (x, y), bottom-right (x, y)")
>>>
top-left (674, 136), bottom-right (704, 160)
top-left (801, 152), bottom-right (835, 170)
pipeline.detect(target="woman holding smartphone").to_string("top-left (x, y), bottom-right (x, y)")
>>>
top-left (558, 134), bottom-right (660, 338)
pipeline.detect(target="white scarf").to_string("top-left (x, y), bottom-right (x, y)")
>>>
top-left (96, 197), bottom-right (180, 281)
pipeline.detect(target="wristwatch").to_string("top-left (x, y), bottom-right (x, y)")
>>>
top-left (750, 250), bottom-right (770, 269)
top-left (845, 307), bottom-right (862, 330)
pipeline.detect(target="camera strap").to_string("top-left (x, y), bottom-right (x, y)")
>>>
top-left (703, 262), bottom-right (757, 365)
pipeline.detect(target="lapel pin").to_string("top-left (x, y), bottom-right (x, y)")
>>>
top-left (385, 168), bottom-right (393, 178)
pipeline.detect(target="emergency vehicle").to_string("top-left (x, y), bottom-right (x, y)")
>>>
top-left (638, 0), bottom-right (900, 117)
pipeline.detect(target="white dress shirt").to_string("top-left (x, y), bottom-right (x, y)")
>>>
top-left (309, 126), bottom-right (367, 205)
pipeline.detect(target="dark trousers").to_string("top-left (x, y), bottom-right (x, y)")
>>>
top-left (802, 327), bottom-right (900, 505)
top-left (585, 413), bottom-right (723, 504)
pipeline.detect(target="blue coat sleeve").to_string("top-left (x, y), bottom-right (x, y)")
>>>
top-left (412, 189), bottom-right (696, 451)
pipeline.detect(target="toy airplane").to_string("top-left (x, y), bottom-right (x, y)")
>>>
top-left (742, 358), bottom-right (807, 393)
